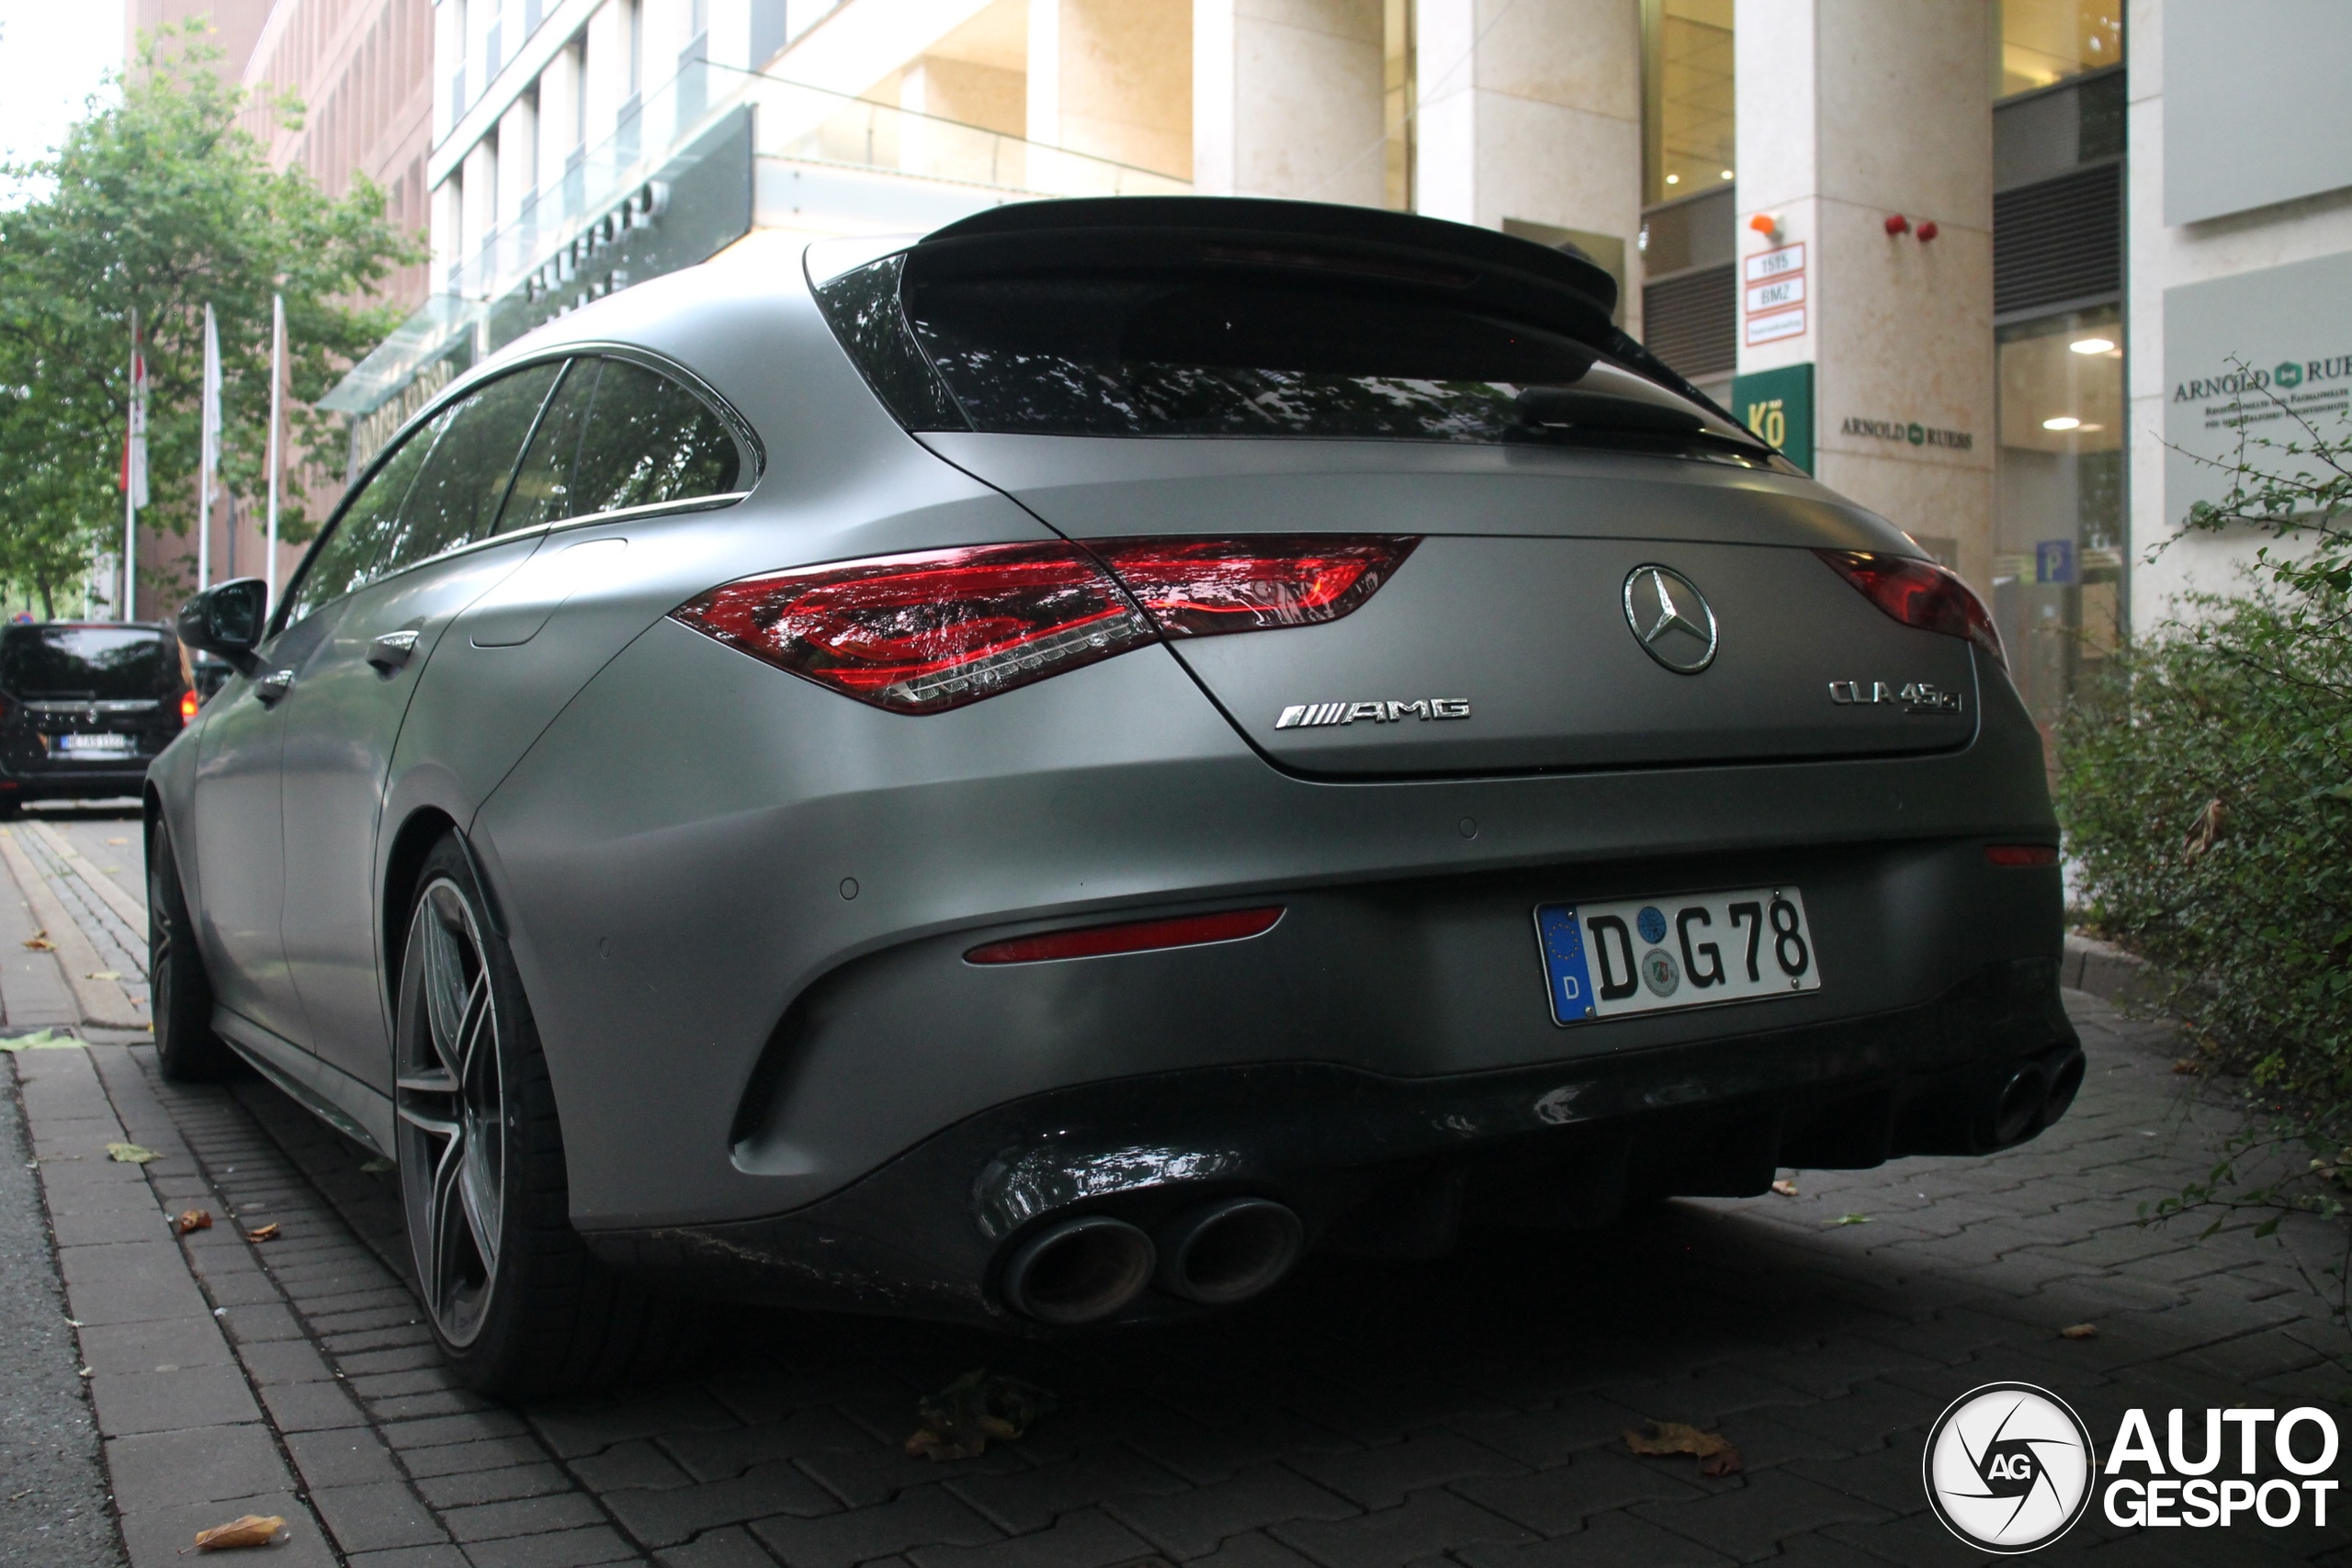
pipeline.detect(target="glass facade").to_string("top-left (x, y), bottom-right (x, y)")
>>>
top-left (1998, 0), bottom-right (2124, 97)
top-left (1992, 306), bottom-right (2124, 738)
top-left (1640, 0), bottom-right (1734, 208)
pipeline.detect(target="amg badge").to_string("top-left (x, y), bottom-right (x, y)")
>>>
top-left (1276, 698), bottom-right (1471, 729)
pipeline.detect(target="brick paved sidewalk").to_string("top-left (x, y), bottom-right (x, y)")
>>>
top-left (6, 806), bottom-right (2347, 1566)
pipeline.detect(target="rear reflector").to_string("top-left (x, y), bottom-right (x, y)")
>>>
top-left (967, 907), bottom-right (1284, 964)
top-left (1984, 844), bottom-right (2059, 867)
top-left (1088, 536), bottom-right (1417, 637)
top-left (671, 543), bottom-right (1153, 714)
top-left (1815, 550), bottom-right (2006, 667)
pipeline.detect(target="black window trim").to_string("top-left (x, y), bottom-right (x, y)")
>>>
top-left (273, 342), bottom-right (764, 639)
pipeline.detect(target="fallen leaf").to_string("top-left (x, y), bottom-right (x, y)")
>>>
top-left (106, 838), bottom-right (126, 845)
top-left (0, 1030), bottom-right (78, 1052)
top-left (1832, 1213), bottom-right (1872, 1225)
top-left (175, 1209), bottom-right (212, 1235)
top-left (2059, 1323), bottom-right (2098, 1340)
top-left (2172, 1059), bottom-right (2201, 1075)
top-left (107, 1142), bottom-right (157, 1164)
top-left (1625, 1419), bottom-right (1744, 1476)
top-left (359, 1157), bottom-right (393, 1174)
top-left (1770, 1179), bottom-right (1799, 1197)
top-left (22, 932), bottom-right (54, 951)
top-left (905, 1369), bottom-right (1056, 1461)
top-left (193, 1513), bottom-right (289, 1550)
top-left (244, 1222), bottom-right (280, 1243)
top-left (2182, 797), bottom-right (2227, 861)
top-left (86, 970), bottom-right (120, 981)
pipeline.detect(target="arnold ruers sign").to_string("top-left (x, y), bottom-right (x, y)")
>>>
top-left (1839, 415), bottom-right (1975, 451)
top-left (2165, 250), bottom-right (2352, 523)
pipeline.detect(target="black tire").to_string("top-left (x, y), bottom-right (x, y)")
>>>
top-left (392, 832), bottom-right (690, 1398)
top-left (0, 798), bottom-right (22, 818)
top-left (148, 818), bottom-right (229, 1081)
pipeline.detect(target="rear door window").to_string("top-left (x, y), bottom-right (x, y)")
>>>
top-left (565, 358), bottom-right (744, 515)
top-left (496, 358), bottom-right (596, 533)
top-left (281, 427), bottom-right (433, 628)
top-left (374, 361), bottom-right (564, 576)
top-left (0, 626), bottom-right (179, 699)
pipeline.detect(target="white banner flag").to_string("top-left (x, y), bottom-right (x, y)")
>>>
top-left (198, 303), bottom-right (220, 589)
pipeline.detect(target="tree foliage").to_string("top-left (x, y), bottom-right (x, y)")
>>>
top-left (0, 22), bottom-right (421, 615)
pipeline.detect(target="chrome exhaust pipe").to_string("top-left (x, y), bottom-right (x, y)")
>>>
top-left (2041, 1051), bottom-right (2086, 1127)
top-left (1000, 1216), bottom-right (1156, 1325)
top-left (1155, 1198), bottom-right (1302, 1305)
top-left (1991, 1065), bottom-right (2048, 1146)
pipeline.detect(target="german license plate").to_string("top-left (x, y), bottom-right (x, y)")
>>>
top-left (56, 732), bottom-right (134, 756)
top-left (1533, 886), bottom-right (1822, 1024)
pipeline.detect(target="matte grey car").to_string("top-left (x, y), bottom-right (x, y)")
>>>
top-left (151, 198), bottom-right (2078, 1395)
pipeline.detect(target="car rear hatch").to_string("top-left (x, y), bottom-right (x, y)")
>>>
top-left (0, 624), bottom-right (183, 773)
top-left (804, 198), bottom-right (1990, 780)
top-left (918, 435), bottom-right (1982, 776)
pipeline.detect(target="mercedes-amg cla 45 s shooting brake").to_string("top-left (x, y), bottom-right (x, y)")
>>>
top-left (151, 197), bottom-right (2078, 1395)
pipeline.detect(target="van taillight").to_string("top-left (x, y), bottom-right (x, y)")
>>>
top-left (1816, 550), bottom-right (2006, 667)
top-left (180, 690), bottom-right (199, 724)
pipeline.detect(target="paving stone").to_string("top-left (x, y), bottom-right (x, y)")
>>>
top-left (88, 1360), bottom-right (261, 1435)
top-left (262, 1375), bottom-right (370, 1432)
top-left (237, 1337), bottom-right (336, 1384)
top-left (347, 1546), bottom-right (472, 1568)
top-left (105, 1422), bottom-right (288, 1513)
top-left (1106, 1461), bottom-right (1359, 1559)
top-left (751, 1483), bottom-right (1002, 1568)
top-left (905, 1508), bottom-right (1157, 1568)
top-left (662, 1405), bottom-right (879, 1482)
top-left (116, 1490), bottom-right (339, 1568)
top-left (655, 1524), bottom-right (785, 1568)
top-left (58, 1240), bottom-right (212, 1325)
top-left (1628, 1467), bottom-right (1895, 1560)
top-left (440, 1489), bottom-right (612, 1542)
top-left (1271, 1488), bottom-right (1538, 1568)
top-left (947, 1448), bottom-right (1193, 1534)
top-left (311, 1480), bottom-right (451, 1553)
top-left (1456, 1509), bottom-right (1738, 1567)
top-left (1455, 1448), bottom-right (1711, 1534)
top-left (398, 1434), bottom-right (559, 1478)
top-left (74, 1313), bottom-right (235, 1374)
top-left (413, 1463), bottom-right (580, 1510)
top-left (458, 1524), bottom-right (645, 1566)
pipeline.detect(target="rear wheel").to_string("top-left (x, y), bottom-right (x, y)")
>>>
top-left (393, 833), bottom-right (688, 1397)
top-left (147, 818), bottom-right (228, 1081)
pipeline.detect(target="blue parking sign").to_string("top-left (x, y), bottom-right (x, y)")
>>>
top-left (2035, 539), bottom-right (2076, 584)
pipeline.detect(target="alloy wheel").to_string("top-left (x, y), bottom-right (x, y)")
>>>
top-left (395, 877), bottom-right (506, 1348)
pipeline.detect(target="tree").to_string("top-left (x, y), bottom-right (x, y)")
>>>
top-left (0, 21), bottom-right (421, 616)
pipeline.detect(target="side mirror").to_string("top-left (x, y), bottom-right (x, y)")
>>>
top-left (175, 579), bottom-right (269, 676)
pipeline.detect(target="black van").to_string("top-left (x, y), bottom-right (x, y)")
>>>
top-left (0, 622), bottom-right (195, 813)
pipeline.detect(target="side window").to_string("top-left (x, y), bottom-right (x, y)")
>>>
top-left (568, 358), bottom-right (744, 517)
top-left (279, 428), bottom-right (432, 628)
top-left (373, 361), bottom-right (563, 578)
top-left (496, 358), bottom-right (598, 534)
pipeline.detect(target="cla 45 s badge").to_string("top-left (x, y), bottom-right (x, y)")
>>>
top-left (1276, 698), bottom-right (1472, 728)
top-left (1828, 680), bottom-right (1963, 715)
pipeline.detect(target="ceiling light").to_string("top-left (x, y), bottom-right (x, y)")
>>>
top-left (2069, 337), bottom-right (2116, 355)
top-left (2042, 416), bottom-right (2081, 431)
top-left (1720, 169), bottom-right (1734, 179)
top-left (1666, 174), bottom-right (1679, 186)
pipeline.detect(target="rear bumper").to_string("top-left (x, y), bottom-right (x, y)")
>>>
top-left (0, 761), bottom-right (153, 800)
top-left (583, 956), bottom-right (2079, 1325)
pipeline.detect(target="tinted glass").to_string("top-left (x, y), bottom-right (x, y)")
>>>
top-left (899, 272), bottom-right (1750, 447)
top-left (0, 627), bottom-right (180, 699)
top-left (497, 359), bottom-right (596, 534)
top-left (569, 359), bottom-right (742, 515)
top-left (281, 429), bottom-right (432, 627)
top-left (375, 362), bottom-right (563, 575)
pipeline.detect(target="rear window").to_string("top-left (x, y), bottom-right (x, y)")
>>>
top-left (1, 626), bottom-right (180, 699)
top-left (820, 254), bottom-right (1760, 455)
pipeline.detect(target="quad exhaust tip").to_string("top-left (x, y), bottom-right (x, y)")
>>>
top-left (1001, 1216), bottom-right (1156, 1325)
top-left (1156, 1198), bottom-right (1303, 1306)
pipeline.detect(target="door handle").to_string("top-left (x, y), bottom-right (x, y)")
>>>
top-left (254, 669), bottom-right (295, 705)
top-left (368, 629), bottom-right (421, 671)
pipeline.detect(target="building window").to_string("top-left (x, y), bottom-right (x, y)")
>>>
top-left (1384, 0), bottom-right (1414, 212)
top-left (1993, 306), bottom-right (2123, 738)
top-left (1998, 0), bottom-right (2124, 98)
top-left (1641, 0), bottom-right (1733, 207)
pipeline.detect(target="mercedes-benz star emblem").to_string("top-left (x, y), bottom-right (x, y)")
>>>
top-left (1922, 1382), bottom-right (2096, 1553)
top-left (1623, 565), bottom-right (1719, 673)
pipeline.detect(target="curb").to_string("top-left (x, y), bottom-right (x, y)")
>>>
top-left (2062, 931), bottom-right (2161, 1010)
top-left (0, 827), bottom-right (146, 1031)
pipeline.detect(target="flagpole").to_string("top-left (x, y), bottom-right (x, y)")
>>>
top-left (266, 294), bottom-right (284, 611)
top-left (198, 303), bottom-right (219, 590)
top-left (123, 308), bottom-right (138, 620)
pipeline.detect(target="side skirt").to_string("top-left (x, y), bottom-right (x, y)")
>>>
top-left (211, 1005), bottom-right (395, 1156)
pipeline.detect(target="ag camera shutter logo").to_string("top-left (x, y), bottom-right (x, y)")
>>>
top-left (1922, 1382), bottom-right (2096, 1552)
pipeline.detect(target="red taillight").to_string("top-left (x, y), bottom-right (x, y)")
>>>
top-left (1086, 536), bottom-right (1418, 637)
top-left (1985, 844), bottom-right (2059, 867)
top-left (179, 690), bottom-right (199, 724)
top-left (671, 543), bottom-right (1153, 714)
top-left (966, 907), bottom-right (1284, 964)
top-left (1815, 550), bottom-right (2006, 667)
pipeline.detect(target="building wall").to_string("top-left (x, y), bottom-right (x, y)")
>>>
top-left (126, 0), bottom-right (274, 70)
top-left (2124, 0), bottom-right (2352, 631)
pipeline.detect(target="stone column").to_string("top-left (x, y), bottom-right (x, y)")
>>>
top-left (1193, 0), bottom-right (1385, 205)
top-left (1413, 0), bottom-right (1643, 329)
top-left (1028, 0), bottom-right (1193, 181)
top-left (1734, 0), bottom-right (1996, 591)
